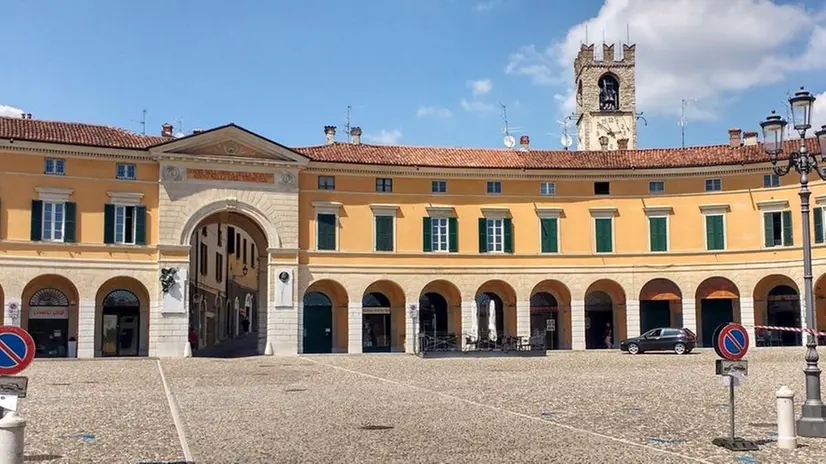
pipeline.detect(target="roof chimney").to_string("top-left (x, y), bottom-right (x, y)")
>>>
top-left (350, 126), bottom-right (362, 145)
top-left (192, 128), bottom-right (203, 135)
top-left (728, 128), bottom-right (742, 148)
top-left (519, 135), bottom-right (530, 151)
top-left (617, 138), bottom-right (629, 150)
top-left (161, 123), bottom-right (174, 138)
top-left (324, 125), bottom-right (336, 145)
top-left (743, 131), bottom-right (758, 146)
top-left (599, 135), bottom-right (609, 151)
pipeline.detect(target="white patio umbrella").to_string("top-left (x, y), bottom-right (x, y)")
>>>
top-left (470, 301), bottom-right (479, 342)
top-left (488, 300), bottom-right (497, 342)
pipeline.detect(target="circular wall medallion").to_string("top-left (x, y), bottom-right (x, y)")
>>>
top-left (163, 165), bottom-right (183, 181)
top-left (223, 141), bottom-right (239, 155)
top-left (278, 271), bottom-right (290, 283)
top-left (281, 171), bottom-right (296, 185)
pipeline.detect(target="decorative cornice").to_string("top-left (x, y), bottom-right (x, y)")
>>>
top-left (535, 207), bottom-right (564, 218)
top-left (699, 203), bottom-right (730, 214)
top-left (481, 206), bottom-right (511, 218)
top-left (589, 206), bottom-right (618, 217)
top-left (0, 139), bottom-right (153, 162)
top-left (35, 186), bottom-right (73, 201)
top-left (369, 204), bottom-right (400, 215)
top-left (755, 199), bottom-right (790, 211)
top-left (107, 191), bottom-right (144, 205)
top-left (152, 153), bottom-right (305, 169)
top-left (425, 205), bottom-right (456, 216)
top-left (643, 205), bottom-right (674, 216)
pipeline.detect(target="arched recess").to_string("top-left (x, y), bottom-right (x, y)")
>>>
top-left (753, 275), bottom-right (801, 347)
top-left (639, 279), bottom-right (683, 334)
top-left (584, 279), bottom-right (626, 349)
top-left (188, 209), bottom-right (269, 354)
top-left (530, 280), bottom-right (572, 350)
top-left (418, 280), bottom-right (462, 348)
top-left (475, 280), bottom-right (517, 342)
top-left (22, 275), bottom-right (80, 358)
top-left (695, 277), bottom-right (741, 348)
top-left (597, 72), bottom-right (620, 111)
top-left (363, 280), bottom-right (406, 353)
top-left (303, 279), bottom-right (349, 353)
top-left (95, 277), bottom-right (151, 357)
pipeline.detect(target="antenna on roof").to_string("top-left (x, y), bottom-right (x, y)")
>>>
top-left (499, 102), bottom-right (523, 149)
top-left (783, 91), bottom-right (794, 140)
top-left (344, 104), bottom-right (352, 142)
top-left (173, 116), bottom-right (185, 138)
top-left (585, 24), bottom-right (589, 44)
top-left (679, 98), bottom-right (697, 148)
top-left (131, 109), bottom-right (147, 135)
top-left (626, 24), bottom-right (630, 44)
top-left (553, 113), bottom-right (576, 150)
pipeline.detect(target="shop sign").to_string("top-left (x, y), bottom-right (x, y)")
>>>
top-left (30, 306), bottom-right (69, 320)
top-left (363, 307), bottom-right (391, 315)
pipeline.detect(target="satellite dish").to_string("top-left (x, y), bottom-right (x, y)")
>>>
top-left (560, 134), bottom-right (573, 148)
top-left (503, 135), bottom-right (516, 148)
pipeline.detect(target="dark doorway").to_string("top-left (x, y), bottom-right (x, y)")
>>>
top-left (586, 291), bottom-right (614, 349)
top-left (419, 293), bottom-right (449, 336)
top-left (303, 292), bottom-right (333, 354)
top-left (700, 298), bottom-right (734, 347)
top-left (28, 288), bottom-right (70, 358)
top-left (766, 285), bottom-right (801, 346)
top-left (640, 300), bottom-right (671, 333)
top-left (476, 292), bottom-right (505, 341)
top-left (101, 289), bottom-right (141, 357)
top-left (530, 292), bottom-right (559, 349)
top-left (362, 292), bottom-right (392, 353)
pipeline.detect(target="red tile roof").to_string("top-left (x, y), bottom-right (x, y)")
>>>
top-left (0, 116), bottom-right (167, 150)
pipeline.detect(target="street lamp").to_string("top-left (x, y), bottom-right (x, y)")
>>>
top-left (761, 86), bottom-right (826, 438)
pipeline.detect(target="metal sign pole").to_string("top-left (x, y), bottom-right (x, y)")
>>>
top-left (729, 375), bottom-right (735, 440)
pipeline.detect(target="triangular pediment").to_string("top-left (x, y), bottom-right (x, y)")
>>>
top-left (150, 123), bottom-right (309, 165)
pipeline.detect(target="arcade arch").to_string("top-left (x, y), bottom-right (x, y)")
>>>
top-left (474, 280), bottom-right (517, 343)
top-left (363, 280), bottom-right (406, 353)
top-left (302, 279), bottom-right (348, 353)
top-left (529, 280), bottom-right (572, 350)
top-left (418, 280), bottom-right (462, 350)
top-left (639, 278), bottom-right (683, 333)
top-left (584, 279), bottom-right (626, 349)
top-left (753, 275), bottom-right (801, 347)
top-left (95, 277), bottom-right (150, 357)
top-left (22, 275), bottom-right (79, 358)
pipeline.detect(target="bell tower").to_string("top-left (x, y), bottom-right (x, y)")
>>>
top-left (574, 43), bottom-right (637, 151)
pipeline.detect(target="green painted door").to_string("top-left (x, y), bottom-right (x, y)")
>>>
top-left (701, 299), bottom-right (734, 348)
top-left (303, 305), bottom-right (333, 354)
top-left (640, 300), bottom-right (671, 333)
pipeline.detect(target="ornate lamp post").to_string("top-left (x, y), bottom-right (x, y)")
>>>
top-left (761, 87), bottom-right (826, 437)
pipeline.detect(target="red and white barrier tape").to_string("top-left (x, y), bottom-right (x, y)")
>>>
top-left (754, 325), bottom-right (826, 337)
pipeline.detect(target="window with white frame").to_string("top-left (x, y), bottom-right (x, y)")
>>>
top-left (649, 180), bottom-right (665, 194)
top-left (116, 163), bottom-right (136, 180)
top-left (757, 199), bottom-right (792, 248)
top-left (486, 181), bottom-right (502, 194)
top-left (42, 201), bottom-right (65, 241)
top-left (114, 205), bottom-right (137, 244)
top-left (705, 178), bottom-right (722, 192)
top-left (540, 181), bottom-right (556, 196)
top-left (44, 158), bottom-right (65, 175)
top-left (763, 174), bottom-right (780, 188)
top-left (432, 180), bottom-right (447, 193)
top-left (432, 217), bottom-right (449, 251)
top-left (486, 219), bottom-right (504, 252)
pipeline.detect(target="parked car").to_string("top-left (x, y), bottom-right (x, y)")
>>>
top-left (620, 327), bottom-right (697, 355)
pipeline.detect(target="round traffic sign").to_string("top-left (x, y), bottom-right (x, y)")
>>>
top-left (714, 323), bottom-right (750, 361)
top-left (0, 326), bottom-right (36, 375)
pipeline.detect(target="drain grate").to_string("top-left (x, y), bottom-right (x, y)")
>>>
top-left (24, 455), bottom-right (62, 462)
top-left (359, 425), bottom-right (394, 431)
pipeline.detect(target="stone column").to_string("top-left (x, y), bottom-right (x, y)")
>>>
top-left (741, 296), bottom-right (756, 348)
top-left (800, 294), bottom-right (809, 347)
top-left (405, 302), bottom-right (417, 354)
top-left (626, 299), bottom-right (641, 338)
top-left (461, 301), bottom-right (475, 349)
top-left (571, 299), bottom-right (586, 350)
top-left (269, 265), bottom-right (298, 356)
top-left (348, 302), bottom-right (362, 354)
top-left (516, 300), bottom-right (530, 342)
top-left (682, 299), bottom-right (697, 338)
top-left (77, 299), bottom-right (95, 358)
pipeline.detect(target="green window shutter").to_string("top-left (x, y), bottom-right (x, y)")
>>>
top-left (30, 200), bottom-right (43, 241)
top-left (649, 217), bottom-right (667, 252)
top-left (707, 215), bottom-right (724, 250)
top-left (375, 216), bottom-right (393, 251)
top-left (104, 204), bottom-right (115, 244)
top-left (317, 214), bottom-right (336, 250)
top-left (782, 210), bottom-right (793, 246)
top-left (595, 218), bottom-right (612, 252)
top-left (763, 213), bottom-right (774, 247)
top-left (816, 207), bottom-right (824, 244)
top-left (63, 202), bottom-right (76, 243)
top-left (478, 218), bottom-right (488, 253)
top-left (503, 218), bottom-right (513, 253)
top-left (541, 218), bottom-right (558, 253)
top-left (448, 217), bottom-right (458, 252)
top-left (135, 206), bottom-right (147, 245)
top-left (422, 217), bottom-right (432, 252)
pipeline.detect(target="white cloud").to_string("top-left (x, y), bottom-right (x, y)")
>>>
top-left (0, 105), bottom-right (24, 118)
top-left (506, 0), bottom-right (826, 118)
top-left (416, 106), bottom-right (453, 118)
top-left (467, 78), bottom-right (493, 97)
top-left (812, 91), bottom-right (826, 132)
top-left (460, 98), bottom-right (496, 115)
top-left (364, 129), bottom-right (403, 145)
top-left (475, 1), bottom-right (500, 12)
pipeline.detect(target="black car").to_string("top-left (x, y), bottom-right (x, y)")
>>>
top-left (620, 327), bottom-right (696, 355)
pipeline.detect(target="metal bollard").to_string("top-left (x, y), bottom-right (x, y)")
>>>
top-left (0, 411), bottom-right (26, 464)
top-left (776, 385), bottom-right (797, 450)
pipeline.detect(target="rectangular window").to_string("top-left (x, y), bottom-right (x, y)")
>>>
top-left (116, 163), bottom-right (136, 180)
top-left (486, 219), bottom-right (504, 252)
top-left (705, 178), bottom-right (722, 192)
top-left (42, 201), bottom-right (65, 241)
top-left (648, 181), bottom-right (665, 194)
top-left (242, 238), bottom-right (248, 264)
top-left (318, 176), bottom-right (335, 190)
top-left (815, 207), bottom-right (825, 244)
top-left (540, 218), bottom-right (558, 253)
top-left (594, 182), bottom-right (610, 195)
top-left (540, 182), bottom-right (556, 196)
top-left (431, 217), bottom-right (449, 252)
top-left (227, 226), bottom-right (236, 254)
top-left (317, 213), bottom-right (337, 250)
top-left (199, 243), bottom-right (208, 276)
top-left (235, 233), bottom-right (241, 258)
top-left (595, 218), bottom-right (613, 252)
top-left (649, 216), bottom-right (668, 252)
top-left (431, 180), bottom-right (447, 193)
top-left (763, 174), bottom-right (780, 188)
top-left (44, 158), bottom-right (65, 175)
top-left (250, 244), bottom-right (255, 268)
top-left (114, 205), bottom-right (136, 244)
top-left (375, 215), bottom-right (394, 251)
top-left (486, 181), bottom-right (502, 194)
top-left (705, 215), bottom-right (725, 250)
top-left (763, 211), bottom-right (793, 247)
top-left (215, 252), bottom-right (223, 283)
top-left (376, 178), bottom-right (393, 192)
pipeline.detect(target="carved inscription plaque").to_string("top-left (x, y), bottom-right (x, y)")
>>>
top-left (188, 169), bottom-right (273, 184)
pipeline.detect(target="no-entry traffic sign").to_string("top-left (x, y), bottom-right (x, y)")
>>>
top-left (0, 326), bottom-right (36, 375)
top-left (713, 323), bottom-right (750, 361)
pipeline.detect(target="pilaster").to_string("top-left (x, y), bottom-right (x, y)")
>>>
top-left (348, 302), bottom-right (362, 354)
top-left (741, 296), bottom-right (756, 348)
top-left (461, 301), bottom-right (476, 349)
top-left (682, 299), bottom-right (697, 337)
top-left (405, 303), bottom-right (417, 354)
top-left (516, 301), bottom-right (531, 341)
top-left (571, 299), bottom-right (585, 350)
top-left (626, 299), bottom-right (641, 338)
top-left (77, 299), bottom-right (95, 358)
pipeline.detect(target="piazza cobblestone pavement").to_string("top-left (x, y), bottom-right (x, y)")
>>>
top-left (14, 348), bottom-right (826, 463)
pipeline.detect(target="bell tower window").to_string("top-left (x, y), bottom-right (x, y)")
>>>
top-left (598, 74), bottom-right (620, 111)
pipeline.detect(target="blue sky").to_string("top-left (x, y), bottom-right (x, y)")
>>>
top-left (2, 0), bottom-right (825, 150)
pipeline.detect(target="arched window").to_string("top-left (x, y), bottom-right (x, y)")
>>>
top-left (598, 74), bottom-right (620, 111)
top-left (530, 292), bottom-right (558, 309)
top-left (103, 290), bottom-right (140, 308)
top-left (303, 292), bottom-right (332, 307)
top-left (363, 292), bottom-right (391, 308)
top-left (29, 288), bottom-right (69, 306)
top-left (586, 291), bottom-right (613, 307)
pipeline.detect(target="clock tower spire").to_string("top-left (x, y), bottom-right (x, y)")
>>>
top-left (574, 42), bottom-right (637, 151)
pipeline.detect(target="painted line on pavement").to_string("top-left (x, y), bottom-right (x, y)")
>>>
top-left (157, 359), bottom-right (195, 463)
top-left (304, 358), bottom-right (713, 464)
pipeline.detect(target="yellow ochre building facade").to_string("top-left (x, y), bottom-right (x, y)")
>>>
top-left (1, 43), bottom-right (826, 358)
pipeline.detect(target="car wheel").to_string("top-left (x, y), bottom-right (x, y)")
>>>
top-left (674, 343), bottom-right (686, 355)
top-left (627, 343), bottom-right (640, 355)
